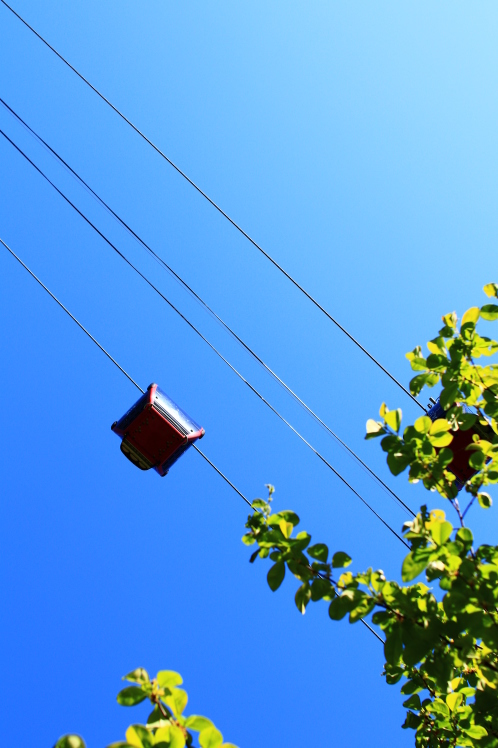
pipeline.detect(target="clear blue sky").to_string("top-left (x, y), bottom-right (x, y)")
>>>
top-left (1, 2), bottom-right (497, 746)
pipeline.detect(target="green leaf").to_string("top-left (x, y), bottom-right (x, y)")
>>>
top-left (349, 595), bottom-right (375, 623)
top-left (157, 671), bottom-right (183, 688)
top-left (428, 420), bottom-right (453, 447)
top-left (464, 725), bottom-right (488, 739)
top-left (386, 451), bottom-right (410, 476)
top-left (402, 711), bottom-right (421, 730)
top-left (429, 418), bottom-right (451, 433)
top-left (147, 705), bottom-right (170, 725)
top-left (332, 552), bottom-right (352, 568)
top-left (293, 531), bottom-right (311, 551)
top-left (328, 595), bottom-right (350, 620)
top-left (414, 416), bottom-right (432, 434)
top-left (446, 692), bottom-right (463, 712)
top-left (274, 510), bottom-right (300, 526)
top-left (408, 375), bottom-right (426, 396)
top-left (440, 384), bottom-right (459, 410)
top-left (428, 431), bottom-right (453, 448)
top-left (461, 307), bottom-right (480, 327)
top-left (310, 577), bottom-right (333, 601)
top-left (278, 519), bottom-right (293, 538)
top-left (295, 583), bottom-right (311, 614)
top-left (430, 520), bottom-right (453, 546)
top-left (478, 492), bottom-right (493, 508)
top-left (384, 409), bottom-right (402, 433)
top-left (384, 664), bottom-right (404, 685)
top-left (123, 669), bottom-right (150, 685)
top-left (402, 694), bottom-right (421, 711)
top-left (153, 726), bottom-right (172, 745)
top-left (457, 413), bottom-right (478, 431)
top-left (408, 356), bottom-right (428, 371)
top-left (410, 373), bottom-right (439, 395)
top-left (456, 527), bottom-right (473, 546)
top-left (384, 624), bottom-right (403, 665)
top-left (401, 624), bottom-right (437, 667)
top-left (125, 725), bottom-right (152, 748)
top-left (199, 726), bottom-right (223, 748)
top-left (427, 337), bottom-right (446, 354)
top-left (308, 543), bottom-right (328, 562)
top-left (168, 724), bottom-right (187, 748)
top-left (267, 561), bottom-right (285, 591)
top-left (55, 737), bottom-right (86, 748)
top-left (469, 450), bottom-right (486, 470)
top-left (380, 435), bottom-right (399, 453)
top-left (117, 687), bottom-right (147, 707)
top-left (185, 716), bottom-right (214, 732)
top-left (481, 304), bottom-right (498, 321)
top-left (400, 679), bottom-right (422, 695)
top-left (442, 311), bottom-right (458, 329)
top-left (428, 699), bottom-right (449, 717)
top-left (484, 282), bottom-right (498, 298)
top-left (425, 353), bottom-right (447, 370)
top-left (164, 688), bottom-right (188, 717)
top-left (437, 446), bottom-right (454, 467)
top-left (401, 550), bottom-right (432, 582)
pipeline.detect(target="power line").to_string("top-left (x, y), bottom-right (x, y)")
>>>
top-left (0, 235), bottom-right (252, 507)
top-left (1, 234), bottom-right (384, 644)
top-left (1, 128), bottom-right (409, 548)
top-left (0, 96), bottom-right (415, 519)
top-left (0, 0), bottom-right (425, 413)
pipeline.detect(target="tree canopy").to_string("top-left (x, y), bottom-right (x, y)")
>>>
top-left (242, 283), bottom-right (498, 747)
top-left (57, 284), bottom-right (498, 747)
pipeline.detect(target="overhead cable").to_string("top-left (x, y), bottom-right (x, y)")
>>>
top-left (0, 235), bottom-right (252, 508)
top-left (0, 0), bottom-right (425, 412)
top-left (0, 96), bottom-right (415, 519)
top-left (1, 129), bottom-right (409, 548)
top-left (1, 234), bottom-right (384, 644)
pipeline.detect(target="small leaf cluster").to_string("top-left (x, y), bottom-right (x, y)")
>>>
top-left (54, 668), bottom-right (237, 748)
top-left (243, 486), bottom-right (351, 615)
top-left (243, 490), bottom-right (498, 747)
top-left (366, 284), bottom-right (498, 501)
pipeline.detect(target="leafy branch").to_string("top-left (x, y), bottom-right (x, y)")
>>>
top-left (243, 284), bottom-right (498, 748)
top-left (243, 489), bottom-right (498, 747)
top-left (54, 668), bottom-right (238, 748)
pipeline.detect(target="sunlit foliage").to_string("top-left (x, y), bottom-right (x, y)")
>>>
top-left (243, 285), bottom-right (498, 747)
top-left (54, 669), bottom-right (238, 748)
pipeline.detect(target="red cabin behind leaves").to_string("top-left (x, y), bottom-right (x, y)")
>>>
top-left (427, 398), bottom-right (491, 490)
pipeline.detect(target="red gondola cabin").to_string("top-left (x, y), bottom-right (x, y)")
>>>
top-left (427, 397), bottom-right (492, 491)
top-left (111, 384), bottom-right (204, 476)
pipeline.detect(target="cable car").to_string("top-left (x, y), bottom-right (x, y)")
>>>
top-left (427, 397), bottom-right (492, 490)
top-left (111, 384), bottom-right (205, 476)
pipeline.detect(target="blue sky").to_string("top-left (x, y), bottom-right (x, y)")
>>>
top-left (1, 2), bottom-right (498, 746)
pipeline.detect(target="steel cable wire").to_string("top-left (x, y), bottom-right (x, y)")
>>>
top-left (0, 0), bottom-right (425, 413)
top-left (0, 96), bottom-right (415, 519)
top-left (1, 128), bottom-right (409, 548)
top-left (1, 234), bottom-right (385, 645)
